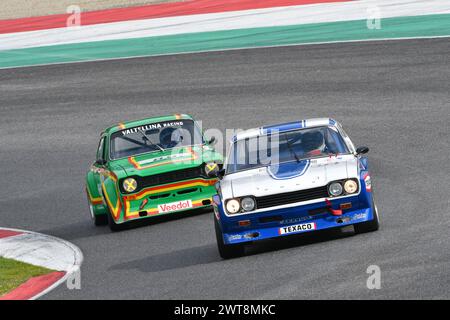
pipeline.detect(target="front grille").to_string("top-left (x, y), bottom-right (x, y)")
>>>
top-left (259, 215), bottom-right (283, 223)
top-left (139, 165), bottom-right (205, 189)
top-left (256, 186), bottom-right (329, 209)
top-left (177, 188), bottom-right (199, 195)
top-left (120, 165), bottom-right (207, 193)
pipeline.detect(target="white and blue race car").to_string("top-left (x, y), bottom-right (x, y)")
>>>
top-left (209, 118), bottom-right (379, 259)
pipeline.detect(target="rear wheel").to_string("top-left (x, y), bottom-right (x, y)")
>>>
top-left (214, 218), bottom-right (245, 259)
top-left (94, 212), bottom-right (108, 226)
top-left (354, 200), bottom-right (379, 234)
top-left (87, 192), bottom-right (108, 226)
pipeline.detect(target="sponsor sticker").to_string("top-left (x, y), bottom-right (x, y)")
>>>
top-left (279, 222), bottom-right (316, 235)
top-left (228, 234), bottom-right (243, 241)
top-left (121, 121), bottom-right (184, 136)
top-left (138, 152), bottom-right (192, 165)
top-left (352, 213), bottom-right (368, 221)
top-left (158, 200), bottom-right (192, 213)
top-left (280, 216), bottom-right (312, 225)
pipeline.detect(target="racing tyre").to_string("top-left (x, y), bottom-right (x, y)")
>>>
top-left (94, 213), bottom-right (108, 226)
top-left (107, 209), bottom-right (126, 232)
top-left (102, 192), bottom-right (126, 232)
top-left (87, 193), bottom-right (108, 226)
top-left (214, 218), bottom-right (245, 259)
top-left (354, 200), bottom-right (379, 234)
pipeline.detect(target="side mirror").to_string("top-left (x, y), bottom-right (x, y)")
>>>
top-left (95, 159), bottom-right (107, 166)
top-left (356, 146), bottom-right (369, 155)
top-left (217, 168), bottom-right (226, 179)
top-left (208, 136), bottom-right (217, 146)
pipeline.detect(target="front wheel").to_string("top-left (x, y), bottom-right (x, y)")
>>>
top-left (214, 218), bottom-right (245, 259)
top-left (354, 201), bottom-right (379, 234)
top-left (107, 208), bottom-right (127, 232)
top-left (102, 192), bottom-right (126, 232)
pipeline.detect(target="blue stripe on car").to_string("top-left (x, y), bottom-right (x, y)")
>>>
top-left (266, 160), bottom-right (310, 180)
top-left (232, 118), bottom-right (336, 143)
top-left (262, 121), bottom-right (303, 134)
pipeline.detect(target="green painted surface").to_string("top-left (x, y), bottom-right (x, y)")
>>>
top-left (1, 14), bottom-right (449, 68)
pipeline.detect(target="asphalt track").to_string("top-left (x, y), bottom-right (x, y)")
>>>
top-left (0, 38), bottom-right (449, 299)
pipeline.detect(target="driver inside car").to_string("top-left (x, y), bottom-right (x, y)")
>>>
top-left (159, 127), bottom-right (185, 149)
top-left (302, 131), bottom-right (326, 156)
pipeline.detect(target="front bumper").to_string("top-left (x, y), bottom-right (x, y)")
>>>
top-left (215, 193), bottom-right (375, 245)
top-left (120, 179), bottom-right (217, 223)
top-left (222, 207), bottom-right (374, 245)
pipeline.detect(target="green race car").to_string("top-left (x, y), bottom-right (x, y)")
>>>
top-left (86, 114), bottom-right (222, 231)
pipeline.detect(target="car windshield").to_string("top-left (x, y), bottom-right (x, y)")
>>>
top-left (226, 126), bottom-right (349, 174)
top-left (110, 119), bottom-right (203, 160)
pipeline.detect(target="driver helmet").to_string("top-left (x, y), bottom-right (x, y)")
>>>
top-left (159, 127), bottom-right (177, 148)
top-left (302, 131), bottom-right (325, 154)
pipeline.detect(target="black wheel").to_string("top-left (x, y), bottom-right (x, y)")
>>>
top-left (94, 214), bottom-right (108, 226)
top-left (354, 200), bottom-right (379, 234)
top-left (107, 208), bottom-right (127, 232)
top-left (87, 192), bottom-right (108, 226)
top-left (102, 192), bottom-right (126, 232)
top-left (214, 218), bottom-right (245, 259)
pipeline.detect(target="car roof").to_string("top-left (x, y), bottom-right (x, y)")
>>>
top-left (233, 118), bottom-right (339, 142)
top-left (102, 113), bottom-right (194, 135)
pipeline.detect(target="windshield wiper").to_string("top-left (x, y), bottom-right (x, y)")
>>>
top-left (284, 134), bottom-right (301, 163)
top-left (138, 129), bottom-right (165, 152)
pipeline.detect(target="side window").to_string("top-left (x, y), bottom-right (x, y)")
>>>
top-left (97, 137), bottom-right (105, 162)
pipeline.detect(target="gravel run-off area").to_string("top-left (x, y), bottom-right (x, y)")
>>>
top-left (0, 0), bottom-right (184, 20)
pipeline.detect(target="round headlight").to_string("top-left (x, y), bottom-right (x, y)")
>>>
top-left (205, 162), bottom-right (219, 177)
top-left (226, 199), bottom-right (240, 214)
top-left (329, 182), bottom-right (343, 197)
top-left (241, 197), bottom-right (255, 212)
top-left (344, 180), bottom-right (358, 194)
top-left (123, 178), bottom-right (137, 193)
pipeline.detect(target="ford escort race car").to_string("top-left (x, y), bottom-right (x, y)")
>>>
top-left (209, 118), bottom-right (379, 258)
top-left (86, 114), bottom-right (222, 231)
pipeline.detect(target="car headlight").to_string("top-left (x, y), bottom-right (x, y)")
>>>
top-left (241, 197), bottom-right (255, 212)
top-left (123, 178), bottom-right (137, 193)
top-left (328, 182), bottom-right (343, 197)
top-left (225, 199), bottom-right (240, 214)
top-left (344, 180), bottom-right (358, 194)
top-left (205, 162), bottom-right (219, 177)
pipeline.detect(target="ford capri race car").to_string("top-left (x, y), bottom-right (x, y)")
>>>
top-left (86, 114), bottom-right (222, 231)
top-left (209, 118), bottom-right (379, 259)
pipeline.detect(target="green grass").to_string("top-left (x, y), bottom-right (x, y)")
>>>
top-left (0, 257), bottom-right (54, 296)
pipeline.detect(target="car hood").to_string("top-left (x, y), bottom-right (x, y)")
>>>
top-left (111, 145), bottom-right (222, 177)
top-left (225, 154), bottom-right (358, 198)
